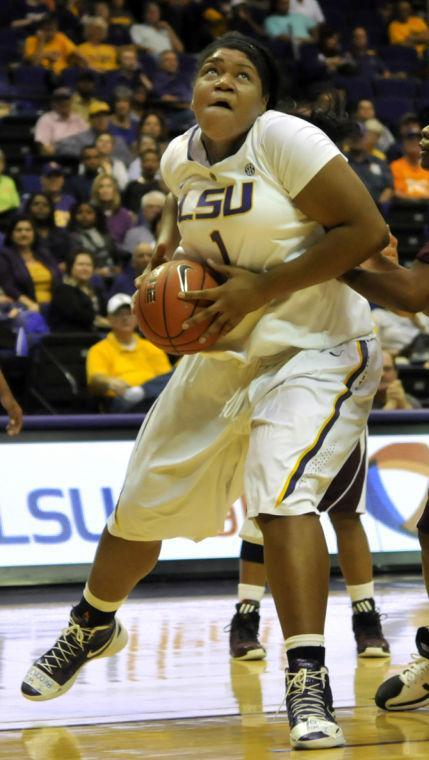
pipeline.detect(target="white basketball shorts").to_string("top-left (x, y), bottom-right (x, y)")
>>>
top-left (240, 430), bottom-right (368, 546)
top-left (107, 335), bottom-right (381, 542)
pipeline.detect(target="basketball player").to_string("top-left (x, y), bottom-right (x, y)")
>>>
top-left (336, 126), bottom-right (429, 712)
top-left (0, 369), bottom-right (23, 435)
top-left (21, 33), bottom-right (388, 750)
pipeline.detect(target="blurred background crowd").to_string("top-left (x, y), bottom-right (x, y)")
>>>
top-left (1, 0), bottom-right (429, 415)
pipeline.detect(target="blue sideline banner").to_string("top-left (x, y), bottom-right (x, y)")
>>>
top-left (0, 434), bottom-right (428, 568)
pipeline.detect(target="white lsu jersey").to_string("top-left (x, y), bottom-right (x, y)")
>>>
top-left (160, 110), bottom-right (374, 362)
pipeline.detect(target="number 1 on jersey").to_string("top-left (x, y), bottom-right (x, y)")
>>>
top-left (210, 230), bottom-right (231, 265)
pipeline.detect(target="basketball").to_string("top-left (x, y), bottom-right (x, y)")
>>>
top-left (134, 258), bottom-right (223, 354)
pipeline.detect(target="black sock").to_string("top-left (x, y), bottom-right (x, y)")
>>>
top-left (288, 646), bottom-right (325, 669)
top-left (352, 597), bottom-right (375, 614)
top-left (72, 597), bottom-right (116, 627)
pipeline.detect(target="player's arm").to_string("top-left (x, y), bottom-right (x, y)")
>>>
top-left (344, 259), bottom-right (429, 313)
top-left (148, 192), bottom-right (180, 271)
top-left (261, 155), bottom-right (389, 297)
top-left (179, 156), bottom-right (388, 336)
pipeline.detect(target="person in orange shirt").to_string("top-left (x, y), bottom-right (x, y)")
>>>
top-left (78, 16), bottom-right (118, 73)
top-left (390, 128), bottom-right (429, 199)
top-left (388, 0), bottom-right (429, 57)
top-left (24, 14), bottom-right (85, 75)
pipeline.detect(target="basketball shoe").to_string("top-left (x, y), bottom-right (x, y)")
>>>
top-left (285, 659), bottom-right (345, 750)
top-left (21, 612), bottom-right (128, 701)
top-left (228, 601), bottom-right (266, 660)
top-left (352, 598), bottom-right (390, 658)
top-left (375, 626), bottom-right (429, 711)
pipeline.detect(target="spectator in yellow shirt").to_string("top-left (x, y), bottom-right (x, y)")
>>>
top-left (70, 70), bottom-right (109, 123)
top-left (390, 128), bottom-right (429, 199)
top-left (24, 14), bottom-right (85, 75)
top-left (78, 16), bottom-right (119, 73)
top-left (87, 293), bottom-right (173, 412)
top-left (388, 1), bottom-right (429, 57)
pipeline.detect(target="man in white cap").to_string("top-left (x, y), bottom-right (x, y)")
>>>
top-left (86, 293), bottom-right (173, 412)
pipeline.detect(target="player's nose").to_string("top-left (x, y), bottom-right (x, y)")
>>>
top-left (215, 74), bottom-right (234, 90)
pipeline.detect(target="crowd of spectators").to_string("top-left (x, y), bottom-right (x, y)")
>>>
top-left (1, 0), bottom-right (429, 414)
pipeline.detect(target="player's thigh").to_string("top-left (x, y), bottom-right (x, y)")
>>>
top-left (245, 338), bottom-right (381, 518)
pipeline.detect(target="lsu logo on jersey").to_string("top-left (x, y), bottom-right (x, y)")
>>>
top-left (178, 181), bottom-right (254, 222)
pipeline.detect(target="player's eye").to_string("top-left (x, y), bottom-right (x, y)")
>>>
top-left (202, 66), bottom-right (218, 76)
top-left (237, 71), bottom-right (250, 80)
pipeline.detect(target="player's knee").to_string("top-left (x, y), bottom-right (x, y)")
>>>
top-left (329, 511), bottom-right (361, 530)
top-left (240, 540), bottom-right (264, 564)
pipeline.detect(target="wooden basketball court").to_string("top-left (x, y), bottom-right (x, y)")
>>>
top-left (2, 576), bottom-right (429, 759)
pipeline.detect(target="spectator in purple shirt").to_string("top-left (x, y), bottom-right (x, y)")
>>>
top-left (0, 214), bottom-right (60, 313)
top-left (103, 44), bottom-right (151, 91)
top-left (122, 148), bottom-right (163, 213)
top-left (24, 192), bottom-right (72, 269)
top-left (149, 49), bottom-right (195, 132)
top-left (109, 87), bottom-right (140, 147)
top-left (40, 162), bottom-right (76, 228)
top-left (91, 174), bottom-right (133, 245)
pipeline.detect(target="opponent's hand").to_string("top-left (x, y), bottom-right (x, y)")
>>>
top-left (421, 125), bottom-right (429, 169)
top-left (177, 259), bottom-right (269, 341)
top-left (361, 229), bottom-right (399, 271)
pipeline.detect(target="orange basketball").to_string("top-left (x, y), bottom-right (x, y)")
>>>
top-left (134, 258), bottom-right (223, 354)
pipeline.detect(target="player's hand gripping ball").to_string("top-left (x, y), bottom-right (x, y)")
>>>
top-left (134, 258), bottom-right (223, 354)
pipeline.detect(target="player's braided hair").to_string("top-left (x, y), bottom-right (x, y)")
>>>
top-left (280, 85), bottom-right (359, 146)
top-left (196, 32), bottom-right (280, 110)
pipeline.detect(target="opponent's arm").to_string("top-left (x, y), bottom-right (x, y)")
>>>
top-left (0, 370), bottom-right (23, 435)
top-left (343, 260), bottom-right (429, 313)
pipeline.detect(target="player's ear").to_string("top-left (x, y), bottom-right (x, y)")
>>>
top-left (260, 94), bottom-right (269, 113)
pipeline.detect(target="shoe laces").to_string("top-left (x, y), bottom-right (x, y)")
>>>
top-left (225, 610), bottom-right (260, 640)
top-left (38, 622), bottom-right (94, 675)
top-left (400, 654), bottom-right (429, 685)
top-left (286, 667), bottom-right (328, 721)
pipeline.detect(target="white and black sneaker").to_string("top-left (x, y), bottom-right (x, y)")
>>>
top-left (285, 659), bottom-right (345, 750)
top-left (21, 613), bottom-right (128, 701)
top-left (375, 626), bottom-right (429, 711)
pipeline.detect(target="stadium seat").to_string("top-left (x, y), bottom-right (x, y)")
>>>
top-left (373, 77), bottom-right (420, 99)
top-left (334, 76), bottom-right (374, 103)
top-left (379, 45), bottom-right (420, 75)
top-left (27, 333), bottom-right (100, 414)
top-left (398, 365), bottom-right (429, 405)
top-left (373, 95), bottom-right (415, 128)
